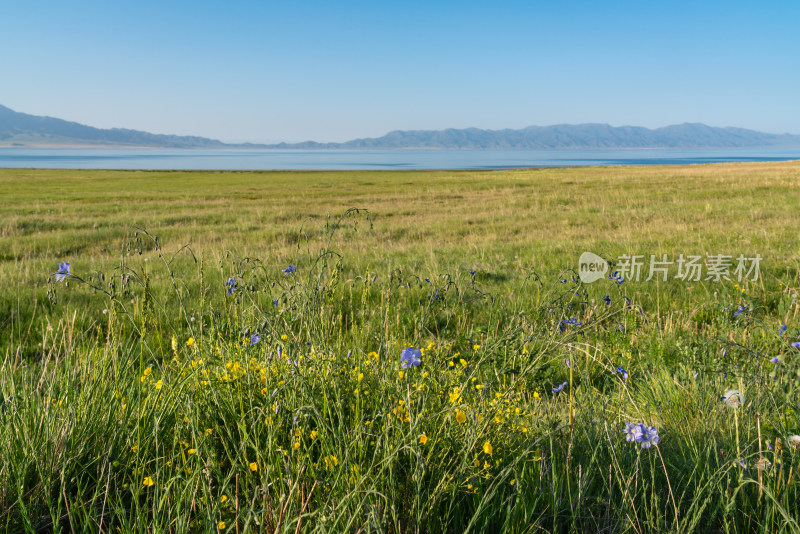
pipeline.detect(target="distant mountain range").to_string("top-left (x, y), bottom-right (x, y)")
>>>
top-left (2, 104), bottom-right (800, 150)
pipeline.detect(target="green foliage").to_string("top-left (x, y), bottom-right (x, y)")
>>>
top-left (2, 163), bottom-right (800, 532)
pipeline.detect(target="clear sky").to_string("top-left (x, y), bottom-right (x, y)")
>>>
top-left (2, 0), bottom-right (798, 143)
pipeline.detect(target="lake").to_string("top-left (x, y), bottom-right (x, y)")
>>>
top-left (0, 147), bottom-right (798, 170)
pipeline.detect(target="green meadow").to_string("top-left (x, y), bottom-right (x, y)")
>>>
top-left (2, 161), bottom-right (800, 533)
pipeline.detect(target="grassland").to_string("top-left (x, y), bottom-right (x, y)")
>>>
top-left (1, 162), bottom-right (800, 533)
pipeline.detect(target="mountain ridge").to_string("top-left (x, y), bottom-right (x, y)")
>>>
top-left (2, 104), bottom-right (800, 150)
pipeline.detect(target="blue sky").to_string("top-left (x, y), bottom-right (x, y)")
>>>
top-left (2, 0), bottom-right (798, 143)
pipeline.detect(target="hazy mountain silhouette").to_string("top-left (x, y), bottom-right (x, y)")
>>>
top-left (3, 104), bottom-right (799, 149)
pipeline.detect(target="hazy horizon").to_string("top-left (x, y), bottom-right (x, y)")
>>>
top-left (3, 1), bottom-right (799, 143)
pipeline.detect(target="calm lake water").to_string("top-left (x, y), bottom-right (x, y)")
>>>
top-left (0, 147), bottom-right (798, 170)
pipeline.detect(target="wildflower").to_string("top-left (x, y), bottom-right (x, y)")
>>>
top-left (552, 381), bottom-right (568, 394)
top-left (780, 324), bottom-right (788, 334)
top-left (624, 422), bottom-right (643, 442)
top-left (565, 359), bottom-right (571, 369)
top-left (186, 337), bottom-right (195, 347)
top-left (788, 435), bottom-right (800, 451)
top-left (792, 342), bottom-right (800, 349)
top-left (473, 344), bottom-right (481, 350)
top-left (733, 305), bottom-right (746, 318)
top-left (561, 318), bottom-right (582, 326)
top-left (250, 333), bottom-right (261, 345)
top-left (639, 426), bottom-right (659, 449)
top-left (171, 336), bottom-right (178, 352)
top-left (610, 271), bottom-right (624, 284)
top-left (143, 476), bottom-right (154, 487)
top-left (205, 428), bottom-right (213, 436)
top-left (615, 366), bottom-right (629, 380)
top-left (220, 495), bottom-right (227, 503)
top-left (400, 347), bottom-right (422, 368)
top-left (419, 434), bottom-right (428, 445)
top-left (624, 423), bottom-right (659, 448)
top-left (770, 356), bottom-right (780, 363)
top-left (603, 295), bottom-right (611, 305)
top-left (273, 298), bottom-right (279, 306)
top-left (249, 462), bottom-right (258, 472)
top-left (455, 409), bottom-right (467, 424)
top-left (310, 429), bottom-right (318, 439)
top-left (218, 521), bottom-right (226, 530)
top-left (483, 441), bottom-right (493, 455)
top-left (449, 388), bottom-right (461, 403)
top-left (469, 270), bottom-right (476, 276)
top-left (226, 277), bottom-right (236, 295)
top-left (54, 262), bottom-right (71, 282)
top-left (282, 264), bottom-right (297, 275)
top-left (188, 448), bottom-right (196, 454)
top-left (721, 389), bottom-right (745, 409)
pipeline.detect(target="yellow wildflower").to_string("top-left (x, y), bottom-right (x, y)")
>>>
top-left (483, 441), bottom-right (493, 456)
top-left (419, 434), bottom-right (428, 445)
top-left (143, 476), bottom-right (154, 487)
top-left (455, 409), bottom-right (467, 424)
top-left (218, 521), bottom-right (226, 530)
top-left (186, 337), bottom-right (195, 347)
top-left (249, 462), bottom-right (258, 472)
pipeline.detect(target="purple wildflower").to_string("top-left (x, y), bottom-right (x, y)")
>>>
top-left (624, 422), bottom-right (643, 442)
top-left (552, 381), bottom-right (568, 394)
top-left (639, 425), bottom-right (660, 449)
top-left (400, 347), bottom-right (422, 368)
top-left (54, 262), bottom-right (71, 282)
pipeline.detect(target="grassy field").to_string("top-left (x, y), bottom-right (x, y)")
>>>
top-left (1, 161), bottom-right (800, 533)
